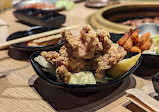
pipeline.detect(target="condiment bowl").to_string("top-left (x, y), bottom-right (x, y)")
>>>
top-left (7, 26), bottom-right (63, 60)
top-left (110, 23), bottom-right (159, 68)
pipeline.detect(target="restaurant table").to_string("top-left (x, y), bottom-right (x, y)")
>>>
top-left (0, 2), bottom-right (156, 112)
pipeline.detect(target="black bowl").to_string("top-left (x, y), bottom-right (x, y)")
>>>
top-left (7, 26), bottom-right (63, 60)
top-left (152, 72), bottom-right (159, 94)
top-left (30, 51), bottom-right (141, 93)
top-left (110, 23), bottom-right (159, 68)
top-left (135, 23), bottom-right (159, 68)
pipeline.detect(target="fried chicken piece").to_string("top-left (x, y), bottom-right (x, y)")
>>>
top-left (41, 51), bottom-right (60, 65)
top-left (96, 29), bottom-right (110, 38)
top-left (106, 44), bottom-right (127, 66)
top-left (56, 55), bottom-right (85, 73)
top-left (94, 44), bottom-right (127, 78)
top-left (67, 56), bottom-right (85, 73)
top-left (56, 56), bottom-right (68, 68)
top-left (95, 68), bottom-right (106, 79)
top-left (41, 47), bottom-right (85, 83)
top-left (61, 29), bottom-right (81, 59)
top-left (56, 65), bottom-right (72, 83)
top-left (93, 54), bottom-right (106, 78)
top-left (80, 26), bottom-right (103, 53)
top-left (57, 46), bottom-right (85, 73)
top-left (96, 30), bottom-right (112, 54)
top-left (41, 46), bottom-right (85, 75)
top-left (59, 46), bottom-right (69, 57)
top-left (62, 25), bottom-right (104, 59)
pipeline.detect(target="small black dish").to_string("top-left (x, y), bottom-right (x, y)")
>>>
top-left (152, 72), bottom-right (159, 94)
top-left (135, 23), bottom-right (159, 68)
top-left (7, 26), bottom-right (63, 60)
top-left (14, 8), bottom-right (66, 27)
top-left (110, 23), bottom-right (159, 68)
top-left (30, 51), bottom-right (141, 93)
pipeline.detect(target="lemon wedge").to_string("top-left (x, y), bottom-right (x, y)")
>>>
top-left (107, 53), bottom-right (141, 78)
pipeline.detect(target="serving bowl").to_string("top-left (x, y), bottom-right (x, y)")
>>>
top-left (30, 51), bottom-right (141, 93)
top-left (110, 23), bottom-right (159, 68)
top-left (7, 26), bottom-right (63, 60)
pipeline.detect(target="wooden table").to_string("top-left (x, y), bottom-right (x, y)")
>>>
top-left (0, 2), bottom-right (154, 112)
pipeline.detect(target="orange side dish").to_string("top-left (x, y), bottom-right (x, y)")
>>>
top-left (118, 29), bottom-right (153, 53)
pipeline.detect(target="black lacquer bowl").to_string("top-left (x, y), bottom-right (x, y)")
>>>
top-left (30, 51), bottom-right (141, 93)
top-left (110, 23), bottom-right (159, 68)
top-left (7, 26), bottom-right (63, 60)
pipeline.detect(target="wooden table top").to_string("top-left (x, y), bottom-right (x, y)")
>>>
top-left (0, 2), bottom-right (155, 112)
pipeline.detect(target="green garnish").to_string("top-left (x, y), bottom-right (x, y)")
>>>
top-left (148, 35), bottom-right (159, 53)
top-left (55, 0), bottom-right (75, 10)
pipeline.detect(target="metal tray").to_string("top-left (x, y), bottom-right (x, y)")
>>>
top-left (85, 0), bottom-right (119, 8)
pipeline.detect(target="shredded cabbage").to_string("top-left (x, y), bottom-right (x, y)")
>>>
top-left (69, 71), bottom-right (96, 84)
top-left (142, 35), bottom-right (159, 54)
top-left (34, 56), bottom-right (56, 75)
top-left (34, 56), bottom-right (52, 68)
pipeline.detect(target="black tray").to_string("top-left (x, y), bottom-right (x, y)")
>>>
top-left (13, 8), bottom-right (66, 27)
